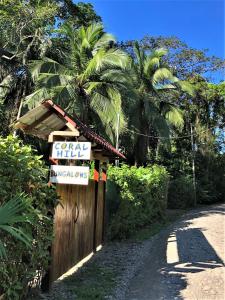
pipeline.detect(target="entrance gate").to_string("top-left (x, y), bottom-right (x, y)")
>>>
top-left (51, 181), bottom-right (105, 282)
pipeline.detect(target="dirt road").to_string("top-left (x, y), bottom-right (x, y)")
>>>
top-left (125, 204), bottom-right (225, 300)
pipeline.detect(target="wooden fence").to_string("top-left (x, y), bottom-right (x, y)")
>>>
top-left (50, 180), bottom-right (105, 282)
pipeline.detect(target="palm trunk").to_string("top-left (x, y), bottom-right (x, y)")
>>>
top-left (79, 86), bottom-right (89, 124)
top-left (134, 99), bottom-right (148, 166)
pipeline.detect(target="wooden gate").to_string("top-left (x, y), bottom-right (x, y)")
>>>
top-left (50, 180), bottom-right (105, 282)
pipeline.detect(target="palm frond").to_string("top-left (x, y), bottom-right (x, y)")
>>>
top-left (90, 87), bottom-right (126, 141)
top-left (151, 48), bottom-right (168, 58)
top-left (58, 21), bottom-right (74, 39)
top-left (86, 23), bottom-right (104, 45)
top-left (144, 56), bottom-right (160, 75)
top-left (176, 80), bottom-right (195, 96)
top-left (25, 88), bottom-right (50, 109)
top-left (30, 58), bottom-right (70, 80)
top-left (161, 102), bottom-right (184, 129)
top-left (51, 84), bottom-right (81, 113)
top-left (81, 48), bottom-right (129, 82)
top-left (102, 49), bottom-right (130, 69)
top-left (37, 73), bottom-right (73, 88)
top-left (0, 194), bottom-right (32, 258)
top-left (79, 48), bottom-right (106, 82)
top-left (152, 68), bottom-right (179, 88)
top-left (144, 98), bottom-right (171, 148)
top-left (100, 69), bottom-right (131, 86)
top-left (0, 225), bottom-right (31, 247)
top-left (93, 33), bottom-right (116, 54)
top-left (133, 41), bottom-right (145, 75)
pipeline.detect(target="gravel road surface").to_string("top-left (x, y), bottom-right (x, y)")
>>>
top-left (125, 204), bottom-right (225, 300)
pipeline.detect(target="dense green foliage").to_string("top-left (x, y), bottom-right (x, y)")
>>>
top-left (0, 136), bottom-right (57, 299)
top-left (107, 164), bottom-right (169, 240)
top-left (196, 153), bottom-right (225, 204)
top-left (168, 175), bottom-right (195, 209)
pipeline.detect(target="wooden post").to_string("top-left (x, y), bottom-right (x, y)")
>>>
top-left (101, 163), bottom-right (107, 243)
top-left (93, 160), bottom-right (100, 253)
top-left (190, 123), bottom-right (197, 207)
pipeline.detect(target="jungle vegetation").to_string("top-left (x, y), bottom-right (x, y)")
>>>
top-left (0, 1), bottom-right (224, 298)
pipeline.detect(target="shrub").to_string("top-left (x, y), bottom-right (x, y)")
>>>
top-left (196, 154), bottom-right (225, 204)
top-left (106, 164), bottom-right (169, 240)
top-left (167, 175), bottom-right (195, 209)
top-left (0, 135), bottom-right (57, 299)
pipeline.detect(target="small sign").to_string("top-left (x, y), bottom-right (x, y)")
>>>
top-left (52, 142), bottom-right (91, 160)
top-left (50, 165), bottom-right (89, 185)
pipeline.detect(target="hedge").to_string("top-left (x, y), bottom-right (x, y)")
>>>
top-left (167, 175), bottom-right (195, 209)
top-left (0, 136), bottom-right (57, 299)
top-left (106, 164), bottom-right (169, 240)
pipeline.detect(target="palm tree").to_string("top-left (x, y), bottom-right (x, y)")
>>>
top-left (25, 23), bottom-right (131, 142)
top-left (128, 42), bottom-right (193, 165)
top-left (0, 49), bottom-right (32, 133)
top-left (0, 194), bottom-right (32, 258)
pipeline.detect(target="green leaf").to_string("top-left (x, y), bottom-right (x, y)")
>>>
top-left (152, 68), bottom-right (179, 88)
top-left (0, 225), bottom-right (31, 247)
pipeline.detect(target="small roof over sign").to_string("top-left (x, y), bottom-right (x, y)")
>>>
top-left (14, 100), bottom-right (125, 159)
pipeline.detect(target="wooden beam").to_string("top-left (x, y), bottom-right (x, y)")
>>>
top-left (65, 122), bottom-right (79, 133)
top-left (93, 160), bottom-right (100, 253)
top-left (48, 130), bottom-right (79, 143)
top-left (101, 163), bottom-right (107, 244)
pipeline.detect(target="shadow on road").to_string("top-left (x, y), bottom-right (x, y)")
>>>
top-left (158, 205), bottom-right (225, 299)
top-left (126, 205), bottom-right (225, 299)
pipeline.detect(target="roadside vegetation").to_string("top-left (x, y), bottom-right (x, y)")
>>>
top-left (0, 136), bottom-right (57, 299)
top-left (0, 1), bottom-right (224, 299)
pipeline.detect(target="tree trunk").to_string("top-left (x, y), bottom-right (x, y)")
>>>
top-left (134, 99), bottom-right (149, 166)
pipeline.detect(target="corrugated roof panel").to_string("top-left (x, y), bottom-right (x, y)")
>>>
top-left (35, 115), bottom-right (65, 132)
top-left (44, 114), bottom-right (65, 130)
top-left (16, 106), bottom-right (49, 126)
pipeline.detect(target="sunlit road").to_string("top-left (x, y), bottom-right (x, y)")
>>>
top-left (125, 204), bottom-right (225, 300)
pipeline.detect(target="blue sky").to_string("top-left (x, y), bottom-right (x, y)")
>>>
top-left (81, 0), bottom-right (224, 81)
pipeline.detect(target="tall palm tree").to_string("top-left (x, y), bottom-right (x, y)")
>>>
top-left (128, 42), bottom-right (193, 165)
top-left (25, 23), bottom-right (131, 142)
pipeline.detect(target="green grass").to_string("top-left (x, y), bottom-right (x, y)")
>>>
top-left (131, 209), bottom-right (186, 241)
top-left (60, 263), bottom-right (117, 300)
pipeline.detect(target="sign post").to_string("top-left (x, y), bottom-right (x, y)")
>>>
top-left (50, 165), bottom-right (89, 185)
top-left (51, 142), bottom-right (91, 160)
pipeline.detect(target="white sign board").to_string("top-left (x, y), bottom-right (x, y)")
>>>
top-left (52, 142), bottom-right (91, 160)
top-left (50, 165), bottom-right (89, 185)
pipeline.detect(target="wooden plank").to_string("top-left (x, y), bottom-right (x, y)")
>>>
top-left (50, 180), bottom-right (96, 283)
top-left (96, 181), bottom-right (104, 247)
top-left (66, 122), bottom-right (79, 132)
top-left (102, 181), bottom-right (106, 243)
top-left (20, 110), bottom-right (53, 130)
top-left (48, 130), bottom-right (80, 142)
top-left (93, 160), bottom-right (100, 253)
